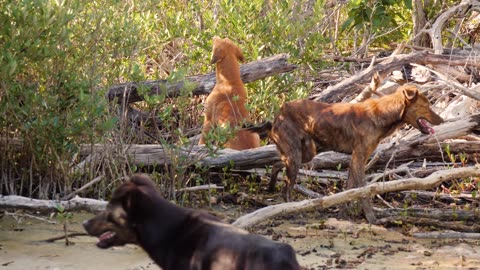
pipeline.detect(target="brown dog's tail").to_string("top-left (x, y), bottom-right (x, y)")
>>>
top-left (242, 121), bottom-right (272, 139)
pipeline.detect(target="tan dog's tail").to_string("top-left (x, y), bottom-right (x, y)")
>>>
top-left (242, 121), bottom-right (272, 139)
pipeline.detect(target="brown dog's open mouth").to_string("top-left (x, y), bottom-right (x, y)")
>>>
top-left (417, 117), bottom-right (435, 134)
top-left (97, 231), bottom-right (117, 249)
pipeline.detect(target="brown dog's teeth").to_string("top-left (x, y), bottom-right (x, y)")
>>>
top-left (419, 118), bottom-right (435, 134)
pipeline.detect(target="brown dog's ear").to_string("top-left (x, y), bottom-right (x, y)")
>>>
top-left (402, 85), bottom-right (418, 101)
top-left (235, 46), bottom-right (245, 62)
top-left (211, 36), bottom-right (223, 64)
top-left (211, 48), bottom-right (223, 64)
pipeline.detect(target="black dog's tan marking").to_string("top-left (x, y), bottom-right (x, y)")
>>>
top-left (83, 174), bottom-right (301, 270)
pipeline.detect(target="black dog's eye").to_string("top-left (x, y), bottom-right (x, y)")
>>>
top-left (106, 214), bottom-right (115, 223)
top-left (107, 214), bottom-right (122, 226)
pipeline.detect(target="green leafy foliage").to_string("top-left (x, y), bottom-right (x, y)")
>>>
top-left (1, 0), bottom-right (427, 200)
top-left (340, 0), bottom-right (411, 49)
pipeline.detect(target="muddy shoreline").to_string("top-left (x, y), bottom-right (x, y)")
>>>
top-left (1, 210), bottom-right (480, 270)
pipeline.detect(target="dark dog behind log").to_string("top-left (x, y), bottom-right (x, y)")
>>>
top-left (246, 84), bottom-right (444, 223)
top-left (83, 174), bottom-right (301, 270)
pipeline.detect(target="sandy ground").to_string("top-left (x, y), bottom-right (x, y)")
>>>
top-left (1, 211), bottom-right (480, 270)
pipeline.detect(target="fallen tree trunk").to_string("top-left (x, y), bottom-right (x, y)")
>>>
top-left (108, 54), bottom-right (297, 104)
top-left (310, 51), bottom-right (480, 103)
top-left (78, 113), bottom-right (480, 170)
top-left (0, 195), bottom-right (107, 213)
top-left (232, 165), bottom-right (480, 228)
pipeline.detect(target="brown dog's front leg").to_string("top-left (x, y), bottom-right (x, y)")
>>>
top-left (347, 151), bottom-right (376, 224)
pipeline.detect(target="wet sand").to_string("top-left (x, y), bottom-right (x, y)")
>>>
top-left (1, 212), bottom-right (480, 269)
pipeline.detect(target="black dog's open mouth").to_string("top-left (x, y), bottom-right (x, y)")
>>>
top-left (417, 117), bottom-right (435, 134)
top-left (97, 231), bottom-right (116, 249)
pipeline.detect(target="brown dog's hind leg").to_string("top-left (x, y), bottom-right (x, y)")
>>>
top-left (283, 153), bottom-right (301, 202)
top-left (268, 161), bottom-right (285, 192)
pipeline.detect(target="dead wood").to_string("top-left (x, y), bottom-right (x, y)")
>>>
top-left (311, 51), bottom-right (480, 103)
top-left (377, 207), bottom-right (480, 222)
top-left (413, 232), bottom-right (480, 239)
top-left (397, 114), bottom-right (480, 146)
top-left (62, 175), bottom-right (104, 200)
top-left (366, 114), bottom-right (480, 169)
top-left (423, 0), bottom-right (480, 54)
top-left (232, 165), bottom-right (480, 228)
top-left (377, 216), bottom-right (480, 233)
top-left (350, 71), bottom-right (382, 103)
top-left (3, 211), bottom-right (57, 224)
top-left (75, 114), bottom-right (480, 172)
top-left (400, 190), bottom-right (456, 204)
top-left (367, 162), bottom-right (413, 183)
top-left (414, 64), bottom-right (480, 100)
top-left (399, 190), bottom-right (480, 205)
top-left (294, 184), bottom-right (322, 199)
top-left (234, 168), bottom-right (345, 185)
top-left (107, 54), bottom-right (297, 104)
top-left (0, 195), bottom-right (107, 213)
top-left (177, 184), bottom-right (224, 192)
top-left (42, 233), bottom-right (89, 243)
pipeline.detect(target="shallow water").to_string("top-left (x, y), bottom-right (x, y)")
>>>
top-left (1, 212), bottom-right (480, 269)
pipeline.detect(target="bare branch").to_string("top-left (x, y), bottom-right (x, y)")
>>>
top-left (233, 165), bottom-right (480, 228)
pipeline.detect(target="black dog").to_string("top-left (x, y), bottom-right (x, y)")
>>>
top-left (83, 174), bottom-right (301, 270)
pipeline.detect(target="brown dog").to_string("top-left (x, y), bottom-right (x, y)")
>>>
top-left (83, 174), bottom-right (301, 270)
top-left (247, 84), bottom-right (443, 223)
top-left (199, 37), bottom-right (260, 150)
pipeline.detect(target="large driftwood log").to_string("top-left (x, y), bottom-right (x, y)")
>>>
top-left (0, 195), bottom-right (107, 213)
top-left (79, 113), bottom-right (480, 170)
top-left (108, 54), bottom-right (297, 104)
top-left (232, 165), bottom-right (480, 228)
top-left (310, 51), bottom-right (480, 102)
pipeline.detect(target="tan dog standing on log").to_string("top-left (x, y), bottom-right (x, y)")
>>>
top-left (199, 37), bottom-right (260, 150)
top-left (247, 84), bottom-right (444, 223)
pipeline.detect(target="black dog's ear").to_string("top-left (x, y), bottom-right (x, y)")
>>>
top-left (111, 174), bottom-right (159, 219)
top-left (129, 174), bottom-right (157, 189)
top-left (124, 184), bottom-right (153, 212)
top-left (111, 181), bottom-right (149, 213)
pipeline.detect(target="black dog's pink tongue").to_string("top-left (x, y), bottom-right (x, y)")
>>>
top-left (99, 231), bottom-right (114, 242)
top-left (419, 118), bottom-right (435, 134)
